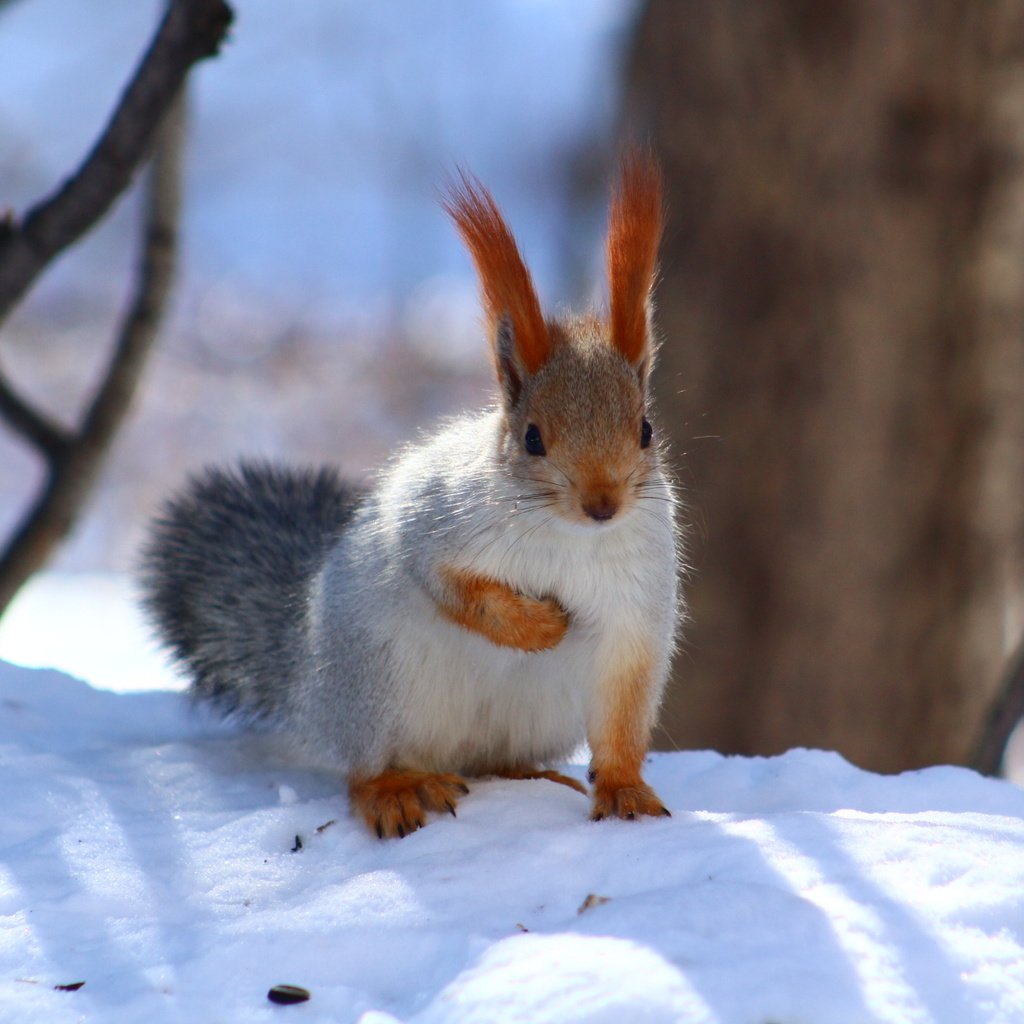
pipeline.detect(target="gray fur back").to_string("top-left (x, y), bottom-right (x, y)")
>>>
top-left (139, 462), bottom-right (363, 720)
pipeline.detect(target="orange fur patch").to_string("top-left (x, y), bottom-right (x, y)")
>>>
top-left (606, 148), bottom-right (664, 366)
top-left (438, 566), bottom-right (569, 652)
top-left (488, 766), bottom-right (588, 795)
top-left (442, 171), bottom-right (551, 374)
top-left (349, 769), bottom-right (469, 839)
top-left (589, 649), bottom-right (670, 820)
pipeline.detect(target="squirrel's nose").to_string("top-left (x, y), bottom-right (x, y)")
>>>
top-left (582, 496), bottom-right (619, 522)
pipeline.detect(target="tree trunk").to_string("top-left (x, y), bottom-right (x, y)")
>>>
top-left (626, 0), bottom-right (1024, 771)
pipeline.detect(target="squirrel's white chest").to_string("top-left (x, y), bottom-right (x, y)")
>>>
top-left (388, 510), bottom-right (676, 774)
top-left (389, 622), bottom-right (591, 774)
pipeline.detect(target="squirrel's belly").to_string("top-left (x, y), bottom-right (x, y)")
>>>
top-left (387, 616), bottom-right (589, 775)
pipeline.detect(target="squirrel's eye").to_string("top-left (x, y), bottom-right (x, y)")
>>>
top-left (524, 423), bottom-right (546, 456)
top-left (640, 418), bottom-right (653, 449)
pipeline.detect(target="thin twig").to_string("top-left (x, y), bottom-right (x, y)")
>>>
top-left (79, 92), bottom-right (185, 465)
top-left (0, 370), bottom-right (71, 461)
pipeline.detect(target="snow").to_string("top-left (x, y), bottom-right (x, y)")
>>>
top-left (3, 659), bottom-right (1024, 1023)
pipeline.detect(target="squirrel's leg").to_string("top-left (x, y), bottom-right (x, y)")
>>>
top-left (348, 769), bottom-right (469, 839)
top-left (435, 566), bottom-right (569, 652)
top-left (486, 765), bottom-right (587, 795)
top-left (587, 649), bottom-right (671, 821)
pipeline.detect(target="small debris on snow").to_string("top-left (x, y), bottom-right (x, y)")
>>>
top-left (290, 835), bottom-right (303, 853)
top-left (268, 984), bottom-right (311, 1005)
top-left (54, 981), bottom-right (85, 992)
top-left (577, 893), bottom-right (611, 914)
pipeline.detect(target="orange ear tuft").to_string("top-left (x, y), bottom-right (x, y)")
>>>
top-left (606, 148), bottom-right (664, 366)
top-left (442, 171), bottom-right (551, 375)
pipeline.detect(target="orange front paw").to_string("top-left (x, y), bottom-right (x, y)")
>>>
top-left (439, 566), bottom-right (569, 652)
top-left (349, 769), bottom-right (469, 839)
top-left (590, 775), bottom-right (670, 822)
top-left (510, 594), bottom-right (569, 652)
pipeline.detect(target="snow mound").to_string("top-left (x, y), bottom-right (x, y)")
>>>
top-left (2, 660), bottom-right (1023, 1023)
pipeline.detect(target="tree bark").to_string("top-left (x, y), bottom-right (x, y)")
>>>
top-left (627, 1), bottom-right (1024, 771)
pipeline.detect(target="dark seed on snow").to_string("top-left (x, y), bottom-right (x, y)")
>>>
top-left (54, 981), bottom-right (85, 992)
top-left (268, 984), bottom-right (311, 1005)
top-left (290, 835), bottom-right (303, 853)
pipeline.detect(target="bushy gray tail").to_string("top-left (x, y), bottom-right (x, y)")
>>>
top-left (140, 462), bottom-right (363, 721)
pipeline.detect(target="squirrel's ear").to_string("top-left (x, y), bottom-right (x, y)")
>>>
top-left (494, 315), bottom-right (526, 408)
top-left (442, 171), bottom-right (552, 390)
top-left (606, 147), bottom-right (664, 377)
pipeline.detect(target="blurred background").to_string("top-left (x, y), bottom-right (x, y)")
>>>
top-left (1, 0), bottom-right (1022, 774)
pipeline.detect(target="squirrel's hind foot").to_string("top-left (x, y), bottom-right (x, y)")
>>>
top-left (348, 769), bottom-right (469, 839)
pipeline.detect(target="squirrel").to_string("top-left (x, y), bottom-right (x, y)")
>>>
top-left (140, 149), bottom-right (681, 839)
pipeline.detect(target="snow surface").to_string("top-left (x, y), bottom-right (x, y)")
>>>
top-left (3, 660), bottom-right (1024, 1023)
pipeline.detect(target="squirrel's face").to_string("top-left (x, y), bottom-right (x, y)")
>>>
top-left (498, 318), bottom-right (661, 529)
top-left (444, 147), bottom-right (666, 531)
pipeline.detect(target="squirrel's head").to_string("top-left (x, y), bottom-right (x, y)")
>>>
top-left (443, 148), bottom-right (665, 528)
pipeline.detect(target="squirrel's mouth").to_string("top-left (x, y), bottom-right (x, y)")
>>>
top-left (558, 496), bottom-right (632, 531)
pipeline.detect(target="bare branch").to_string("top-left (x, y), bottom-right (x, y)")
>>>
top-left (971, 638), bottom-right (1024, 776)
top-left (0, 0), bottom-right (232, 328)
top-left (0, 93), bottom-right (187, 614)
top-left (0, 370), bottom-right (71, 461)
